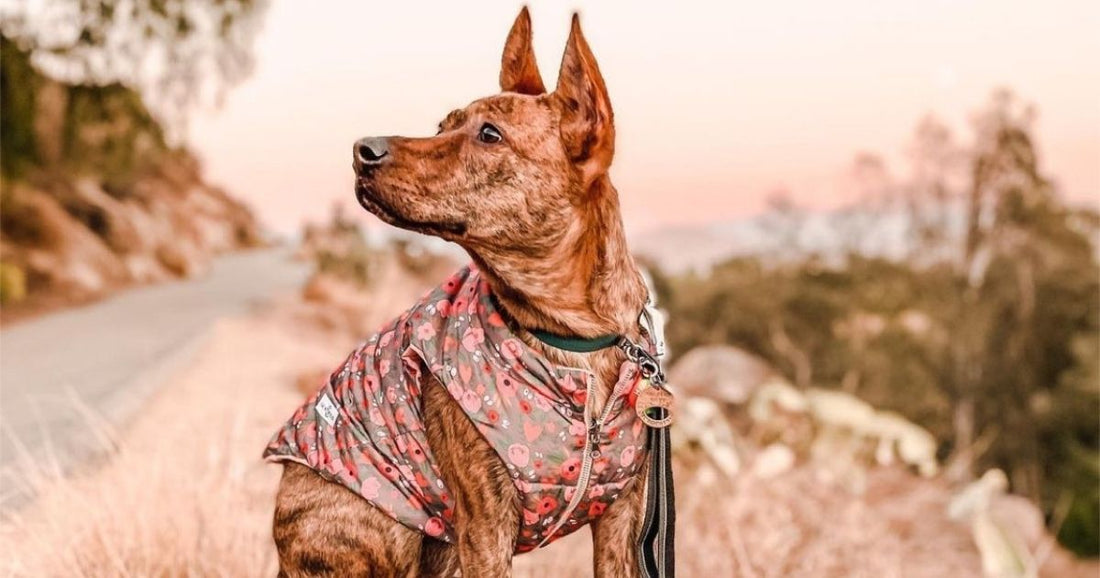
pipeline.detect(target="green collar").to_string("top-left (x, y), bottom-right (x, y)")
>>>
top-left (487, 292), bottom-right (622, 353)
top-left (529, 329), bottom-right (622, 353)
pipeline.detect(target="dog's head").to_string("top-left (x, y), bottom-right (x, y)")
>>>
top-left (353, 9), bottom-right (616, 258)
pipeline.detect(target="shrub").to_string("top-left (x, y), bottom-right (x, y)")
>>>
top-left (0, 261), bottom-right (28, 304)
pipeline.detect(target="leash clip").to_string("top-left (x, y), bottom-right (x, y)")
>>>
top-left (618, 337), bottom-right (674, 429)
top-left (617, 337), bottom-right (666, 385)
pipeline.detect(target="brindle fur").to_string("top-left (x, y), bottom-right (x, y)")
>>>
top-left (274, 8), bottom-right (650, 577)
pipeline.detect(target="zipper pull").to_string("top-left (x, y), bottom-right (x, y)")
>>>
top-left (588, 422), bottom-right (603, 458)
top-left (588, 423), bottom-right (601, 446)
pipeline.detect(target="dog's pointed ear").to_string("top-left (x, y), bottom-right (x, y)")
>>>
top-left (553, 13), bottom-right (614, 186)
top-left (500, 7), bottom-right (546, 95)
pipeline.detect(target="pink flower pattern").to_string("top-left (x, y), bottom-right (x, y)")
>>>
top-left (264, 265), bottom-right (648, 552)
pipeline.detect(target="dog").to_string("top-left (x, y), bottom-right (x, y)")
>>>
top-left (269, 9), bottom-right (658, 577)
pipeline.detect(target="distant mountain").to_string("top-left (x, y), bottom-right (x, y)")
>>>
top-left (631, 204), bottom-right (968, 273)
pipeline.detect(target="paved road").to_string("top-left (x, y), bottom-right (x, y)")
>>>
top-left (0, 248), bottom-right (310, 498)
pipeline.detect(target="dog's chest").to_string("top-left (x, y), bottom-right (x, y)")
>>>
top-left (441, 352), bottom-right (649, 551)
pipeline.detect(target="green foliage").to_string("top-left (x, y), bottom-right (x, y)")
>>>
top-left (63, 81), bottom-right (167, 180)
top-left (659, 257), bottom-right (959, 440)
top-left (2, 0), bottom-right (269, 136)
top-left (316, 244), bottom-right (374, 287)
top-left (658, 92), bottom-right (1100, 556)
top-left (307, 208), bottom-right (375, 287)
top-left (1, 34), bottom-right (40, 177)
top-left (0, 261), bottom-right (28, 304)
top-left (392, 239), bottom-right (440, 277)
top-left (1, 30), bottom-right (167, 183)
top-left (1046, 332), bottom-right (1100, 556)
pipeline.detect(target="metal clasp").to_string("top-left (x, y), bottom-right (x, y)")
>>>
top-left (617, 337), bottom-right (666, 385)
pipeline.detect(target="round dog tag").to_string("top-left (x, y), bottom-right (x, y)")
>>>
top-left (636, 381), bottom-right (674, 428)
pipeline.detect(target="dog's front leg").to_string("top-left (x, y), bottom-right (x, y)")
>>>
top-left (446, 441), bottom-right (518, 576)
top-left (453, 497), bottom-right (517, 577)
top-left (590, 459), bottom-right (648, 578)
top-left (423, 379), bottom-right (519, 576)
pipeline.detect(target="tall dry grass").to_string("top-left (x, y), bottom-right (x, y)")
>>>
top-left (0, 310), bottom-right (344, 577)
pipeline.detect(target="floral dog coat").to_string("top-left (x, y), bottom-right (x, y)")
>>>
top-left (264, 264), bottom-right (649, 552)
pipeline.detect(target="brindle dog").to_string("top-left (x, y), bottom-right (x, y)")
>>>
top-left (273, 9), bottom-right (652, 577)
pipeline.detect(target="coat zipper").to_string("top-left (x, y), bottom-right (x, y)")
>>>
top-left (537, 368), bottom-right (634, 547)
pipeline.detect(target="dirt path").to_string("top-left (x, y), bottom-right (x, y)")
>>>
top-left (0, 248), bottom-right (309, 499)
top-left (0, 308), bottom-right (339, 576)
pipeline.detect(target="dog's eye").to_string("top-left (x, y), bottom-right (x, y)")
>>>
top-left (477, 123), bottom-right (503, 144)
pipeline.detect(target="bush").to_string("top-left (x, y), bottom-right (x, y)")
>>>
top-left (0, 261), bottom-right (28, 304)
top-left (0, 34), bottom-right (40, 177)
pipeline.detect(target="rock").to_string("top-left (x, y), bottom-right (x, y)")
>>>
top-left (749, 379), bottom-right (808, 422)
top-left (155, 244), bottom-right (203, 277)
top-left (71, 178), bottom-right (144, 253)
top-left (1, 152), bottom-right (259, 313)
top-left (668, 344), bottom-right (780, 405)
top-left (868, 410), bottom-right (939, 477)
top-left (752, 443), bottom-right (796, 479)
top-left (743, 381), bottom-right (940, 478)
top-left (672, 396), bottom-right (742, 477)
top-left (5, 186), bottom-right (129, 297)
top-left (805, 387), bottom-right (877, 429)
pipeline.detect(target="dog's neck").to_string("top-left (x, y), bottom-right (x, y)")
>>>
top-left (470, 177), bottom-right (648, 342)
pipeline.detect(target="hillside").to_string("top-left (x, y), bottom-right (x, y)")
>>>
top-left (0, 34), bottom-right (262, 320)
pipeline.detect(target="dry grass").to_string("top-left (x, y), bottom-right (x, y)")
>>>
top-left (0, 271), bottom-right (1091, 577)
top-left (518, 463), bottom-right (982, 578)
top-left (0, 311), bottom-right (342, 577)
top-left (0, 262), bottom-right (442, 577)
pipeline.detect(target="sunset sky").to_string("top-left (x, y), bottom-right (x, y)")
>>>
top-left (188, 0), bottom-right (1100, 235)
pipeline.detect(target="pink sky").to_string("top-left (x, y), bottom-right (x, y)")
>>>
top-left (188, 1), bottom-right (1100, 235)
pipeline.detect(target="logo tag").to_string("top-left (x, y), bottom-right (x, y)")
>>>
top-left (316, 394), bottom-right (340, 425)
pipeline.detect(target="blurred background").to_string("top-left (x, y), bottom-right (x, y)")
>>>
top-left (0, 1), bottom-right (1097, 576)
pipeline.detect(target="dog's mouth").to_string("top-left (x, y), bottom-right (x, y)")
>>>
top-left (355, 179), bottom-right (468, 237)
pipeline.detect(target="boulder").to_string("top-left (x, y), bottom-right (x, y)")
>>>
top-left (668, 344), bottom-right (780, 405)
top-left (4, 186), bottom-right (129, 297)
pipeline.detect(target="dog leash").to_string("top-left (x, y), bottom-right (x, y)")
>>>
top-left (529, 300), bottom-right (676, 578)
top-left (619, 335), bottom-right (675, 578)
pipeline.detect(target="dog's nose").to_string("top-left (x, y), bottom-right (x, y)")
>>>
top-left (354, 137), bottom-right (389, 169)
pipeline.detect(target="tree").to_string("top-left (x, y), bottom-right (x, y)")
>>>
top-left (660, 89), bottom-right (1100, 556)
top-left (907, 90), bottom-right (1098, 554)
top-left (836, 153), bottom-right (896, 255)
top-left (761, 187), bottom-right (806, 259)
top-left (904, 115), bottom-right (964, 261)
top-left (1, 0), bottom-right (269, 138)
